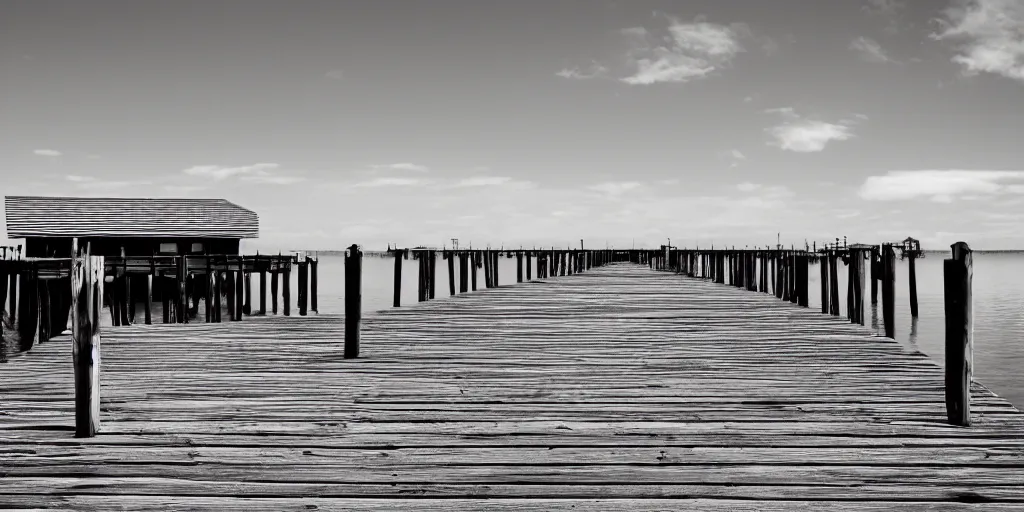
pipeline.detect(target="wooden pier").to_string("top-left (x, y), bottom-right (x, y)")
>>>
top-left (2, 260), bottom-right (1023, 510)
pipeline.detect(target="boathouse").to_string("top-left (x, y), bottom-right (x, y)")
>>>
top-left (4, 196), bottom-right (259, 257)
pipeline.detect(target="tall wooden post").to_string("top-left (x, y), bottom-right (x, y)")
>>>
top-left (447, 251), bottom-right (456, 296)
top-left (270, 266), bottom-right (279, 315)
top-left (493, 251), bottom-right (500, 286)
top-left (881, 244), bottom-right (896, 338)
top-left (177, 256), bottom-right (188, 324)
top-left (282, 263), bottom-right (291, 316)
top-left (526, 251), bottom-right (532, 281)
top-left (225, 270), bottom-right (236, 321)
top-left (144, 269), bottom-right (154, 325)
top-left (243, 271), bottom-right (252, 316)
top-left (871, 247), bottom-right (880, 305)
top-left (259, 267), bottom-right (267, 316)
top-left (459, 251), bottom-right (469, 293)
top-left (797, 254), bottom-right (809, 307)
top-left (298, 259), bottom-right (308, 316)
top-left (7, 270), bottom-right (16, 326)
top-left (470, 251), bottom-right (478, 291)
top-left (234, 259), bottom-right (244, 320)
top-left (310, 257), bottom-right (318, 313)
top-left (944, 241), bottom-right (972, 426)
top-left (344, 244), bottom-right (362, 359)
top-left (428, 251), bottom-right (437, 299)
top-left (483, 250), bottom-right (492, 288)
top-left (417, 253), bottom-right (426, 302)
top-left (213, 271), bottom-right (222, 323)
top-left (820, 254), bottom-right (829, 315)
top-left (72, 250), bottom-right (103, 438)
top-left (909, 250), bottom-right (919, 318)
top-left (829, 252), bottom-right (840, 316)
top-left (848, 249), bottom-right (865, 325)
top-left (394, 250), bottom-right (403, 307)
top-left (516, 252), bottom-right (523, 283)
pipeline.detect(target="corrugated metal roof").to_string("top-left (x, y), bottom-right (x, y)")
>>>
top-left (4, 196), bottom-right (259, 239)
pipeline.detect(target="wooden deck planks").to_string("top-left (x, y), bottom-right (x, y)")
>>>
top-left (1, 263), bottom-right (1023, 510)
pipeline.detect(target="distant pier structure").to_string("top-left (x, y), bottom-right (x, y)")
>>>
top-left (4, 195), bottom-right (259, 257)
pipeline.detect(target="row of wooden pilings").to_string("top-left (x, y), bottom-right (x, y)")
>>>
top-left (0, 254), bottom-right (321, 355)
top-left (389, 247), bottom-right (630, 307)
top-left (646, 243), bottom-right (972, 428)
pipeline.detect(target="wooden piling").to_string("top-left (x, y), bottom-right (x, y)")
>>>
top-left (871, 247), bottom-right (880, 305)
top-left (394, 250), bottom-right (404, 307)
top-left (428, 251), bottom-right (437, 299)
top-left (259, 268), bottom-right (267, 316)
top-left (417, 254), bottom-right (427, 302)
top-left (526, 251), bottom-right (532, 281)
top-left (459, 251), bottom-right (468, 293)
top-left (829, 252), bottom-right (841, 317)
top-left (447, 251), bottom-right (456, 296)
top-left (909, 250), bottom-right (919, 318)
top-left (470, 251), bottom-right (478, 291)
top-left (796, 254), bottom-right (809, 307)
top-left (483, 251), bottom-right (492, 288)
top-left (516, 252), bottom-right (523, 283)
top-left (848, 248), bottom-right (866, 325)
top-left (226, 270), bottom-right (236, 321)
top-left (820, 255), bottom-right (829, 315)
top-left (310, 257), bottom-right (318, 313)
top-left (881, 244), bottom-right (896, 338)
top-left (234, 259), bottom-right (244, 321)
top-left (298, 259), bottom-right (308, 316)
top-left (72, 251), bottom-right (103, 438)
top-left (270, 267), bottom-right (279, 315)
top-left (7, 270), bottom-right (16, 326)
top-left (493, 251), bottom-right (500, 287)
top-left (344, 244), bottom-right (361, 359)
top-left (243, 272), bottom-right (252, 316)
top-left (944, 241), bottom-right (972, 426)
top-left (213, 271), bottom-right (222, 323)
top-left (282, 263), bottom-right (291, 316)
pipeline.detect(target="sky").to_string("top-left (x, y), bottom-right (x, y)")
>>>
top-left (1, 0), bottom-right (1023, 252)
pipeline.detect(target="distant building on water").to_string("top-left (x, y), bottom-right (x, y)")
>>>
top-left (4, 196), bottom-right (259, 257)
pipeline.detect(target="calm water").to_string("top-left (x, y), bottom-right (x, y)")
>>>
top-left (304, 252), bottom-right (1024, 409)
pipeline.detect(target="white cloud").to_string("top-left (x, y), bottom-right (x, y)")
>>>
top-left (850, 36), bottom-right (897, 64)
top-left (765, 108), bottom-right (856, 153)
top-left (730, 149), bottom-right (746, 160)
top-left (934, 0), bottom-right (1024, 83)
top-left (353, 177), bottom-right (421, 187)
top-left (183, 163), bottom-right (280, 181)
top-left (325, 69), bottom-right (345, 80)
top-left (33, 149), bottom-right (61, 157)
top-left (859, 170), bottom-right (1024, 202)
top-left (621, 18), bottom-right (746, 85)
top-left (374, 163), bottom-right (430, 172)
top-left (736, 182), bottom-right (760, 192)
top-left (743, 96), bottom-right (754, 103)
top-left (556, 61), bottom-right (609, 80)
top-left (587, 181), bottom-right (643, 196)
top-left (453, 176), bottom-right (512, 187)
top-left (66, 175), bottom-right (95, 182)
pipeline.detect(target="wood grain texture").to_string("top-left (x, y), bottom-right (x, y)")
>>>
top-left (1, 263), bottom-right (1022, 510)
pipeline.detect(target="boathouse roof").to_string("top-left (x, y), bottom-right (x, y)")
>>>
top-left (4, 196), bottom-right (259, 239)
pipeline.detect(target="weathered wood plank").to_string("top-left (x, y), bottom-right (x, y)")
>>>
top-left (1, 263), bottom-right (1022, 509)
